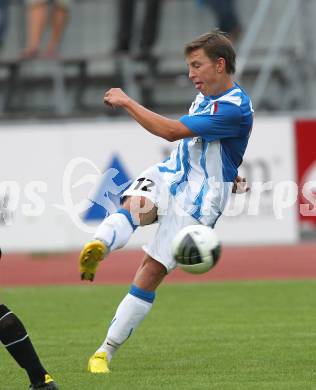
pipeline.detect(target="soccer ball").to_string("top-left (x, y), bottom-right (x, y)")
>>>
top-left (171, 225), bottom-right (221, 274)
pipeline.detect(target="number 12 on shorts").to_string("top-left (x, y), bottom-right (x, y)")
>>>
top-left (132, 178), bottom-right (155, 192)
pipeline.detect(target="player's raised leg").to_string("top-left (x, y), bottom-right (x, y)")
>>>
top-left (88, 254), bottom-right (167, 373)
top-left (0, 304), bottom-right (58, 389)
top-left (79, 195), bottom-right (157, 281)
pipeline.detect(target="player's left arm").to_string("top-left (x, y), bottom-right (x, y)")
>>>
top-left (104, 88), bottom-right (194, 141)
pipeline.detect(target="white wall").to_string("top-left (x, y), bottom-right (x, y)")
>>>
top-left (0, 117), bottom-right (298, 252)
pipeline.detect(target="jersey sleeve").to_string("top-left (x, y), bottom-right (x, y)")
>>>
top-left (179, 101), bottom-right (243, 142)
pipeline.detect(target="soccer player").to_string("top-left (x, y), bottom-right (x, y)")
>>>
top-left (0, 251), bottom-right (58, 389)
top-left (79, 31), bottom-right (253, 373)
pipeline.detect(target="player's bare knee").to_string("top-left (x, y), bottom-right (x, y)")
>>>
top-left (144, 256), bottom-right (167, 275)
top-left (133, 256), bottom-right (167, 290)
top-left (122, 196), bottom-right (157, 226)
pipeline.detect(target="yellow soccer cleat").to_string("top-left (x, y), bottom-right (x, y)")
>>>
top-left (79, 240), bottom-right (109, 281)
top-left (88, 352), bottom-right (110, 374)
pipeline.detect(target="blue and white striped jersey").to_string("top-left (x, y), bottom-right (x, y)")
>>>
top-left (157, 83), bottom-right (253, 226)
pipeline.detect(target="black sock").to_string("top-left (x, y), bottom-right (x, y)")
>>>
top-left (0, 304), bottom-right (47, 384)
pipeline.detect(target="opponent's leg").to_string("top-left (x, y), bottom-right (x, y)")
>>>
top-left (0, 304), bottom-right (58, 389)
top-left (79, 196), bottom-right (157, 281)
top-left (88, 255), bottom-right (167, 373)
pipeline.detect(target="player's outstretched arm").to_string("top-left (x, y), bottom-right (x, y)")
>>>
top-left (104, 88), bottom-right (193, 142)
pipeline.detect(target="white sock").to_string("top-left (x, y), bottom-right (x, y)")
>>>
top-left (97, 285), bottom-right (155, 361)
top-left (93, 209), bottom-right (137, 251)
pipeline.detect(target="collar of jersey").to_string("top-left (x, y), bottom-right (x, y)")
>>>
top-left (206, 82), bottom-right (237, 100)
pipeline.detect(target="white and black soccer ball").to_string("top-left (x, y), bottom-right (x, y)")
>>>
top-left (171, 225), bottom-right (221, 274)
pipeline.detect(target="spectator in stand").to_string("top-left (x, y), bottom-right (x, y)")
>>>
top-left (22, 0), bottom-right (70, 59)
top-left (0, 0), bottom-right (9, 51)
top-left (115, 0), bottom-right (163, 61)
top-left (197, 0), bottom-right (241, 42)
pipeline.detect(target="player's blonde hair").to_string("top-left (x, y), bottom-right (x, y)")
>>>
top-left (184, 30), bottom-right (236, 74)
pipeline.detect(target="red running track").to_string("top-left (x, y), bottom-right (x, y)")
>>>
top-left (0, 244), bottom-right (316, 286)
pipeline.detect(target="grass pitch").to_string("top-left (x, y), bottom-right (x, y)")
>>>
top-left (1, 281), bottom-right (316, 390)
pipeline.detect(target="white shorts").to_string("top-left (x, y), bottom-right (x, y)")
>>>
top-left (122, 165), bottom-right (201, 273)
top-left (142, 200), bottom-right (199, 273)
top-left (122, 165), bottom-right (164, 209)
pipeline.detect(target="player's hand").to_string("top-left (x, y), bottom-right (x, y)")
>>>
top-left (103, 88), bottom-right (130, 108)
top-left (232, 176), bottom-right (250, 194)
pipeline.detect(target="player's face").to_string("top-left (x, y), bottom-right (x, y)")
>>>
top-left (186, 48), bottom-right (223, 96)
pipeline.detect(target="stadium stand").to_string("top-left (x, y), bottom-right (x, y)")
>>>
top-left (0, 0), bottom-right (312, 117)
